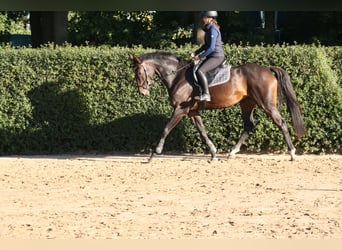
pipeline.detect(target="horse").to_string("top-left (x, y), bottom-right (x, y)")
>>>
top-left (131, 51), bottom-right (305, 161)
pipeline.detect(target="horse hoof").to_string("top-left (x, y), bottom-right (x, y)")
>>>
top-left (289, 149), bottom-right (296, 161)
top-left (155, 147), bottom-right (163, 154)
top-left (211, 156), bottom-right (218, 161)
top-left (229, 148), bottom-right (239, 158)
top-left (147, 153), bottom-right (156, 163)
top-left (228, 152), bottom-right (237, 158)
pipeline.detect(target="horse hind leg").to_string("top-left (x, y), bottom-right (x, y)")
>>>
top-left (229, 99), bottom-right (256, 158)
top-left (268, 107), bottom-right (297, 161)
top-left (229, 131), bottom-right (249, 157)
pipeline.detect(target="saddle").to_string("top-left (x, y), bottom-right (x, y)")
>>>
top-left (193, 60), bottom-right (231, 87)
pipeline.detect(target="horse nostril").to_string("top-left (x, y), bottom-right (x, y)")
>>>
top-left (140, 90), bottom-right (148, 96)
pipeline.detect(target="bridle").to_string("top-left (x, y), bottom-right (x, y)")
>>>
top-left (136, 63), bottom-right (151, 90)
top-left (136, 60), bottom-right (194, 89)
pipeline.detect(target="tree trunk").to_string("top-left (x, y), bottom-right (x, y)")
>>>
top-left (193, 11), bottom-right (204, 44)
top-left (30, 11), bottom-right (68, 48)
top-left (264, 11), bottom-right (276, 44)
top-left (53, 12), bottom-right (68, 45)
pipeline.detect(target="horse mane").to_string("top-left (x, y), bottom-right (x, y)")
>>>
top-left (140, 51), bottom-right (189, 67)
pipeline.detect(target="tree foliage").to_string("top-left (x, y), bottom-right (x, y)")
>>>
top-left (1, 11), bottom-right (342, 47)
top-left (0, 11), bottom-right (29, 35)
top-left (68, 11), bottom-right (154, 46)
top-left (66, 11), bottom-right (342, 48)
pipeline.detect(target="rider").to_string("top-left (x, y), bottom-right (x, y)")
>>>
top-left (190, 11), bottom-right (225, 102)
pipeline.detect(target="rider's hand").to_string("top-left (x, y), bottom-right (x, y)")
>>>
top-left (190, 53), bottom-right (199, 61)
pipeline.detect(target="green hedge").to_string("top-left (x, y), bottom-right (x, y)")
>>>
top-left (325, 46), bottom-right (342, 87)
top-left (0, 44), bottom-right (341, 155)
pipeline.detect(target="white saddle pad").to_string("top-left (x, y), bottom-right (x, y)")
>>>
top-left (207, 64), bottom-right (231, 87)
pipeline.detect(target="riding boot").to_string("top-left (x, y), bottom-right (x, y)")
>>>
top-left (194, 70), bottom-right (211, 102)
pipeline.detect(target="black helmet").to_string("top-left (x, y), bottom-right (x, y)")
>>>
top-left (201, 11), bottom-right (218, 18)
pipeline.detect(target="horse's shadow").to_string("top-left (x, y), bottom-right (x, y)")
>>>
top-left (92, 113), bottom-right (187, 154)
top-left (1, 81), bottom-right (187, 155)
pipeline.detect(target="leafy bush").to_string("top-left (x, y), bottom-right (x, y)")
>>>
top-left (325, 46), bottom-right (342, 86)
top-left (0, 44), bottom-right (341, 155)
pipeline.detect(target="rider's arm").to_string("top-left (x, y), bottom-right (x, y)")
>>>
top-left (198, 28), bottom-right (218, 59)
top-left (194, 45), bottom-right (205, 56)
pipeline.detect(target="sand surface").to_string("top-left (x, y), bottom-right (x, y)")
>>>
top-left (0, 153), bottom-right (341, 239)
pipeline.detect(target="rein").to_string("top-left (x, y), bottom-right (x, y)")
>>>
top-left (137, 59), bottom-right (194, 90)
top-left (164, 61), bottom-right (194, 76)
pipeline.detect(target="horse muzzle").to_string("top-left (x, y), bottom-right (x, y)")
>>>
top-left (138, 88), bottom-right (150, 96)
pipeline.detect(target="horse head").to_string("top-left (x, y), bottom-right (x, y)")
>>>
top-left (131, 54), bottom-right (156, 96)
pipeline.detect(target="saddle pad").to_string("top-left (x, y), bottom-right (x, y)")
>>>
top-left (207, 64), bottom-right (231, 87)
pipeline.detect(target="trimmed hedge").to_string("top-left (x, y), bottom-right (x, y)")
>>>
top-left (0, 44), bottom-right (341, 155)
top-left (325, 46), bottom-right (342, 86)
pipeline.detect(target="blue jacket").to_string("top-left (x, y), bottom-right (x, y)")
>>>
top-left (195, 23), bottom-right (224, 59)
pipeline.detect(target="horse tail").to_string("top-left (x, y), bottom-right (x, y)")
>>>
top-left (270, 66), bottom-right (305, 138)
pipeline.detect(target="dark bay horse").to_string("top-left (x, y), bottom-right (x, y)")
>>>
top-left (131, 51), bottom-right (305, 161)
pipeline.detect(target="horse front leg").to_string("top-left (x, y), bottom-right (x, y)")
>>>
top-left (190, 114), bottom-right (217, 160)
top-left (151, 107), bottom-right (187, 160)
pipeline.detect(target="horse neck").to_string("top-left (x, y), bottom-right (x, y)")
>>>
top-left (148, 59), bottom-right (179, 89)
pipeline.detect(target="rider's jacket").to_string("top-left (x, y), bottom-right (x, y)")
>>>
top-left (195, 22), bottom-right (224, 59)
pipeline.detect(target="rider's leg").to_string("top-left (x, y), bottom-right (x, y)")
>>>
top-left (195, 69), bottom-right (211, 101)
top-left (194, 57), bottom-right (225, 102)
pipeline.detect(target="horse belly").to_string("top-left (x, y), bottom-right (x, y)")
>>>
top-left (209, 84), bottom-right (246, 108)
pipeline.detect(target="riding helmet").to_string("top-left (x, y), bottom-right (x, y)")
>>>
top-left (201, 11), bottom-right (218, 18)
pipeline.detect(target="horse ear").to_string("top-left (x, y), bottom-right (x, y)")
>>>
top-left (130, 54), bottom-right (142, 65)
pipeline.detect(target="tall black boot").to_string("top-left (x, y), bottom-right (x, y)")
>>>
top-left (195, 69), bottom-right (211, 102)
